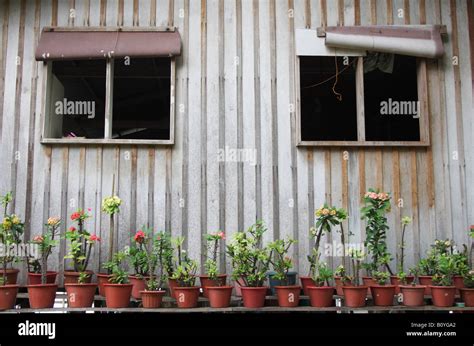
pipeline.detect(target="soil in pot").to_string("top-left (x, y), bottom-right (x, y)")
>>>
top-left (453, 275), bottom-right (465, 295)
top-left (430, 286), bottom-right (456, 307)
top-left (342, 286), bottom-right (368, 308)
top-left (207, 286), bottom-right (233, 308)
top-left (0, 285), bottom-right (19, 310)
top-left (103, 284), bottom-right (133, 308)
top-left (307, 286), bottom-right (334, 307)
top-left (370, 285), bottom-right (396, 306)
top-left (418, 276), bottom-right (433, 295)
top-left (400, 285), bottom-right (426, 307)
top-left (28, 271), bottom-right (57, 285)
top-left (129, 275), bottom-right (149, 300)
top-left (0, 269), bottom-right (19, 285)
top-left (267, 271), bottom-right (297, 295)
top-left (390, 275), bottom-right (414, 294)
top-left (299, 276), bottom-right (316, 296)
top-left (96, 273), bottom-right (112, 296)
top-left (241, 286), bottom-right (268, 308)
top-left (65, 283), bottom-right (97, 308)
top-left (275, 286), bottom-right (301, 308)
top-left (199, 274), bottom-right (227, 298)
top-left (140, 290), bottom-right (166, 308)
top-left (27, 284), bottom-right (58, 309)
top-left (459, 288), bottom-right (474, 307)
top-left (64, 271), bottom-right (93, 285)
top-left (174, 287), bottom-right (201, 308)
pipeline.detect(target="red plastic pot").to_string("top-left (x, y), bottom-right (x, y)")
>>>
top-left (334, 276), bottom-right (345, 296)
top-left (168, 278), bottom-right (178, 298)
top-left (63, 271), bottom-right (93, 284)
top-left (241, 286), bottom-right (268, 308)
top-left (307, 286), bottom-right (334, 307)
top-left (419, 276), bottom-right (433, 295)
top-left (400, 285), bottom-right (426, 307)
top-left (96, 273), bottom-right (111, 296)
top-left (299, 276), bottom-right (316, 296)
top-left (459, 288), bottom-right (474, 307)
top-left (129, 275), bottom-right (149, 299)
top-left (27, 284), bottom-right (58, 309)
top-left (207, 286), bottom-right (233, 308)
top-left (370, 285), bottom-right (396, 306)
top-left (199, 274), bottom-right (227, 297)
top-left (65, 283), bottom-right (97, 308)
top-left (430, 286), bottom-right (456, 307)
top-left (28, 271), bottom-right (58, 285)
top-left (0, 285), bottom-right (19, 310)
top-left (453, 275), bottom-right (465, 295)
top-left (342, 286), bottom-right (367, 308)
top-left (140, 290), bottom-right (166, 308)
top-left (0, 269), bottom-right (19, 285)
top-left (103, 283), bottom-right (133, 308)
top-left (174, 287), bottom-right (200, 308)
top-left (275, 286), bottom-right (301, 307)
top-left (362, 277), bottom-right (376, 296)
top-left (390, 275), bottom-right (414, 294)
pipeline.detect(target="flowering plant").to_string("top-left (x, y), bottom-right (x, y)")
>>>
top-left (129, 228), bottom-right (150, 278)
top-left (102, 195), bottom-right (121, 264)
top-left (311, 262), bottom-right (334, 287)
top-left (103, 250), bottom-right (128, 284)
top-left (463, 270), bottom-right (474, 289)
top-left (169, 236), bottom-right (198, 287)
top-left (64, 209), bottom-right (100, 272)
top-left (373, 270), bottom-right (390, 285)
top-left (342, 249), bottom-right (365, 286)
top-left (396, 216), bottom-right (412, 276)
top-left (204, 231), bottom-right (225, 282)
top-left (268, 238), bottom-right (297, 286)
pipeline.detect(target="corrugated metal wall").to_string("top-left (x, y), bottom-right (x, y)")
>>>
top-left (0, 0), bottom-right (472, 284)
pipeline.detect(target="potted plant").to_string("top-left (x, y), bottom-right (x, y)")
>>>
top-left (0, 192), bottom-right (23, 310)
top-left (334, 264), bottom-right (350, 296)
top-left (227, 221), bottom-right (271, 308)
top-left (342, 249), bottom-right (368, 308)
top-left (200, 231), bottom-right (227, 298)
top-left (161, 232), bottom-right (175, 297)
top-left (171, 256), bottom-right (200, 308)
top-left (307, 262), bottom-right (334, 307)
top-left (452, 246), bottom-right (469, 294)
top-left (203, 232), bottom-right (233, 308)
top-left (103, 250), bottom-right (133, 308)
top-left (269, 238), bottom-right (299, 307)
top-left (459, 270), bottom-right (474, 307)
top-left (64, 209), bottom-right (100, 283)
top-left (97, 194), bottom-right (121, 296)
top-left (65, 271), bottom-right (97, 308)
top-left (128, 228), bottom-right (151, 299)
top-left (371, 271), bottom-right (396, 306)
top-left (140, 231), bottom-right (166, 309)
top-left (417, 239), bottom-right (452, 295)
top-left (430, 253), bottom-right (456, 307)
top-left (26, 217), bottom-right (60, 309)
top-left (391, 216), bottom-right (415, 293)
top-left (167, 236), bottom-right (186, 299)
top-left (399, 269), bottom-right (426, 307)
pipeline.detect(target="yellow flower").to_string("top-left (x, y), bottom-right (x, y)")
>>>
top-left (11, 215), bottom-right (21, 225)
top-left (2, 218), bottom-right (12, 230)
top-left (330, 209), bottom-right (336, 216)
top-left (47, 217), bottom-right (60, 226)
top-left (322, 209), bottom-right (330, 216)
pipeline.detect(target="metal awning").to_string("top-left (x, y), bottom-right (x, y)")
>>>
top-left (35, 27), bottom-right (182, 61)
top-left (320, 25), bottom-right (445, 59)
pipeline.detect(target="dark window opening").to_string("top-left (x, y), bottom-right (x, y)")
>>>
top-left (299, 56), bottom-right (358, 141)
top-left (50, 60), bottom-right (106, 139)
top-left (112, 57), bottom-right (171, 140)
top-left (363, 54), bottom-right (420, 141)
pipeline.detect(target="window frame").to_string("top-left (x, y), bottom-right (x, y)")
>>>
top-left (296, 56), bottom-right (430, 147)
top-left (40, 57), bottom-right (176, 145)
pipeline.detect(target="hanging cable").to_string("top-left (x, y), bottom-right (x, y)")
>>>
top-left (332, 54), bottom-right (343, 101)
top-left (302, 57), bottom-right (356, 91)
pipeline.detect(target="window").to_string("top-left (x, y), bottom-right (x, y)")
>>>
top-left (297, 53), bottom-right (429, 146)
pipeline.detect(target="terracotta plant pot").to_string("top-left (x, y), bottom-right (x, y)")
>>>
top-left (174, 286), bottom-right (200, 308)
top-left (0, 269), bottom-right (19, 285)
top-left (299, 276), bottom-right (316, 296)
top-left (241, 286), bottom-right (268, 308)
top-left (334, 276), bottom-right (346, 296)
top-left (96, 273), bottom-right (112, 296)
top-left (453, 275), bottom-right (465, 295)
top-left (418, 276), bottom-right (433, 295)
top-left (27, 271), bottom-right (57, 285)
top-left (27, 284), bottom-right (58, 309)
top-left (459, 288), bottom-right (474, 307)
top-left (168, 278), bottom-right (178, 298)
top-left (0, 285), bottom-right (19, 310)
top-left (140, 290), bottom-right (166, 308)
top-left (307, 286), bottom-right (334, 307)
top-left (63, 270), bottom-right (93, 285)
top-left (65, 283), bottom-right (97, 308)
top-left (199, 274), bottom-right (227, 298)
top-left (370, 285), bottom-right (396, 306)
top-left (362, 277), bottom-right (376, 296)
top-left (234, 277), bottom-right (246, 296)
top-left (390, 275), bottom-right (414, 294)
top-left (103, 283), bottom-right (133, 308)
top-left (342, 286), bottom-right (368, 308)
top-left (207, 286), bottom-right (233, 308)
top-left (267, 271), bottom-right (297, 295)
top-left (430, 286), bottom-right (456, 307)
top-left (275, 286), bottom-right (301, 307)
top-left (400, 285), bottom-right (426, 307)
top-left (129, 275), bottom-right (149, 299)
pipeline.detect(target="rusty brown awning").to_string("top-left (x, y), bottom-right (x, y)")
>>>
top-left (35, 28), bottom-right (182, 61)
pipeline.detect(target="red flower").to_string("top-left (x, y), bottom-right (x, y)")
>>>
top-left (89, 234), bottom-right (101, 242)
top-left (69, 226), bottom-right (76, 232)
top-left (33, 235), bottom-right (44, 243)
top-left (70, 211), bottom-right (82, 221)
top-left (134, 230), bottom-right (146, 243)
